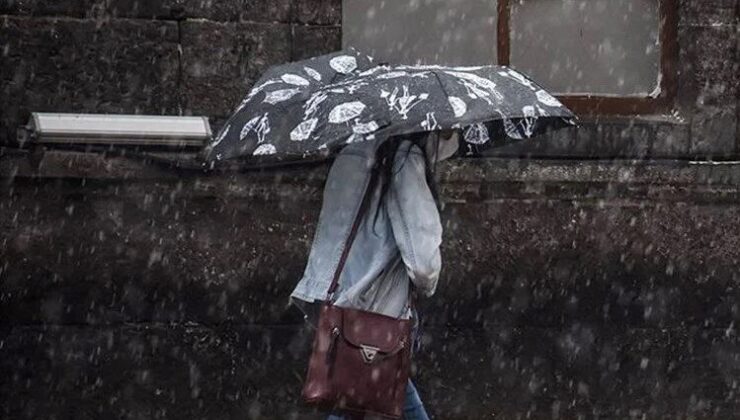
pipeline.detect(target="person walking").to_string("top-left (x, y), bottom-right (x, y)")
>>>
top-left (290, 130), bottom-right (459, 419)
top-left (199, 47), bottom-right (574, 419)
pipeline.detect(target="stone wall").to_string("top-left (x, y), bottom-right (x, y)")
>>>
top-left (1, 1), bottom-right (739, 419)
top-left (0, 0), bottom-right (341, 143)
top-left (1, 151), bottom-right (739, 418)
top-left (1, 0), bottom-right (738, 159)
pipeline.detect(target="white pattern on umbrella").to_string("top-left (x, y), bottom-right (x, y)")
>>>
top-left (380, 86), bottom-right (429, 120)
top-left (339, 118), bottom-right (380, 145)
top-left (327, 77), bottom-right (369, 94)
top-left (376, 71), bottom-right (407, 80)
top-left (521, 105), bottom-right (537, 137)
top-left (237, 80), bottom-right (280, 110)
top-left (240, 112), bottom-right (270, 143)
top-left (497, 69), bottom-right (536, 90)
top-left (346, 129), bottom-right (377, 144)
top-left (264, 88), bottom-right (301, 105)
top-left (328, 101), bottom-right (366, 124)
top-left (345, 81), bottom-right (368, 94)
top-left (290, 118), bottom-right (319, 142)
top-left (357, 66), bottom-right (388, 78)
top-left (464, 123), bottom-right (490, 145)
top-left (212, 123), bottom-right (231, 147)
top-left (536, 104), bottom-right (549, 117)
top-left (445, 70), bottom-right (504, 105)
top-left (376, 70), bottom-right (430, 80)
top-left (536, 90), bottom-right (562, 107)
top-left (503, 117), bottom-right (524, 140)
top-left (345, 134), bottom-right (362, 144)
top-left (253, 143), bottom-right (277, 155)
top-left (448, 96), bottom-right (467, 117)
top-left (304, 66), bottom-right (322, 81)
top-left (351, 120), bottom-right (379, 134)
top-left (240, 116), bottom-right (260, 140)
top-left (281, 74), bottom-right (310, 86)
top-left (330, 55), bottom-right (358, 74)
top-left (304, 92), bottom-right (328, 118)
top-left (420, 112), bottom-right (439, 131)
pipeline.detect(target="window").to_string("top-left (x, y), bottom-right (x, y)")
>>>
top-left (499, 0), bottom-right (678, 114)
top-left (343, 0), bottom-right (498, 66)
top-left (344, 0), bottom-right (678, 115)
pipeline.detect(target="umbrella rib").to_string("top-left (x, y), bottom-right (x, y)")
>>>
top-left (430, 70), bottom-right (452, 119)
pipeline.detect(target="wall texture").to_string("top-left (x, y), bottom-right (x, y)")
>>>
top-left (0, 0), bottom-right (738, 159)
top-left (0, 0), bottom-right (342, 143)
top-left (1, 1), bottom-right (739, 419)
top-left (1, 151), bottom-right (739, 419)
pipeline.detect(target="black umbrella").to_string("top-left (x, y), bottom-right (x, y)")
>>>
top-left (202, 49), bottom-right (576, 162)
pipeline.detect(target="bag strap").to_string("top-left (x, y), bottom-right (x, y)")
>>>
top-left (325, 162), bottom-right (381, 303)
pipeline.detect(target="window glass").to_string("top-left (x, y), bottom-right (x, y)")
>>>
top-left (510, 0), bottom-right (661, 96)
top-left (343, 0), bottom-right (498, 66)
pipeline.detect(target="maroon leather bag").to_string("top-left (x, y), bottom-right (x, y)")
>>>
top-left (302, 166), bottom-right (412, 419)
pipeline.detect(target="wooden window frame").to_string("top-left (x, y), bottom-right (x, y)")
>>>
top-left (497, 0), bottom-right (678, 115)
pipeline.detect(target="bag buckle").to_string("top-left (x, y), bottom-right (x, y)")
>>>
top-left (360, 345), bottom-right (380, 364)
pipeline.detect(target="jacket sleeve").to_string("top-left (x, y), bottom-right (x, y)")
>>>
top-left (386, 142), bottom-right (443, 297)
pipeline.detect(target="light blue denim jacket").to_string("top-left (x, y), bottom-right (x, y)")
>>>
top-left (290, 137), bottom-right (443, 320)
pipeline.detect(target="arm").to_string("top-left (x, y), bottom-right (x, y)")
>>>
top-left (386, 142), bottom-right (443, 297)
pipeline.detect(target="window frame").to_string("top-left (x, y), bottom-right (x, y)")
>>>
top-left (496, 0), bottom-right (679, 115)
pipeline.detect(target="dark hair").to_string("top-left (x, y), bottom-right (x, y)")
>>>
top-left (370, 133), bottom-right (441, 235)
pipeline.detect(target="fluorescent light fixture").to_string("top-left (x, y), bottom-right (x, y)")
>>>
top-left (17, 113), bottom-right (212, 148)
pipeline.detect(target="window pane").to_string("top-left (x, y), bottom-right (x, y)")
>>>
top-left (343, 0), bottom-right (498, 66)
top-left (510, 0), bottom-right (661, 96)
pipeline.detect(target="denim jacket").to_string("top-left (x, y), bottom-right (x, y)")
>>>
top-left (290, 137), bottom-right (445, 320)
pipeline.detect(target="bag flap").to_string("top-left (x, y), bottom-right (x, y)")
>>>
top-left (340, 307), bottom-right (411, 354)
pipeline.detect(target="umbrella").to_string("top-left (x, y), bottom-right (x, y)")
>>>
top-left (201, 49), bottom-right (576, 162)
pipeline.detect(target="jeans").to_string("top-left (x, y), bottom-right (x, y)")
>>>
top-left (326, 379), bottom-right (430, 420)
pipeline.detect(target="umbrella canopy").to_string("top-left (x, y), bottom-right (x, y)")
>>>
top-left (202, 49), bottom-right (576, 162)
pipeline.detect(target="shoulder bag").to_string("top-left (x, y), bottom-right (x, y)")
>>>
top-left (301, 163), bottom-right (413, 419)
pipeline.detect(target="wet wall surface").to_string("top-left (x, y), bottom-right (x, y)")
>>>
top-left (1, 0), bottom-right (739, 418)
top-left (0, 0), bottom-right (342, 145)
top-left (1, 151), bottom-right (739, 419)
top-left (1, 0), bottom-right (738, 158)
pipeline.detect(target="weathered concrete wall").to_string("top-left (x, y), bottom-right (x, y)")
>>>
top-left (0, 0), bottom-right (341, 143)
top-left (676, 0), bottom-right (739, 157)
top-left (0, 1), bottom-right (739, 419)
top-left (1, 150), bottom-right (739, 418)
